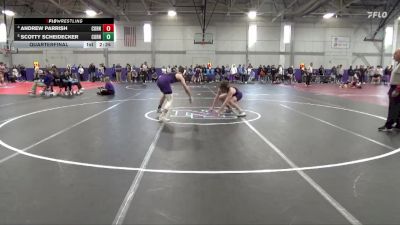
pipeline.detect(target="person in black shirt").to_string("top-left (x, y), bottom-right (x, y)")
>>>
top-left (359, 65), bottom-right (365, 84)
top-left (215, 66), bottom-right (221, 82)
top-left (271, 65), bottom-right (277, 84)
top-left (150, 66), bottom-right (158, 82)
top-left (221, 65), bottom-right (226, 81)
top-left (347, 66), bottom-right (354, 82)
top-left (384, 65), bottom-right (393, 85)
top-left (19, 64), bottom-right (26, 81)
top-left (286, 66), bottom-right (294, 85)
top-left (318, 65), bottom-right (324, 83)
top-left (330, 65), bottom-right (337, 83)
top-left (88, 63), bottom-right (96, 82)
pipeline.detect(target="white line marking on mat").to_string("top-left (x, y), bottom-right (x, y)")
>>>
top-left (295, 95), bottom-right (341, 107)
top-left (0, 102), bottom-right (18, 108)
top-left (0, 98), bottom-right (397, 173)
top-left (0, 99), bottom-right (37, 108)
top-left (0, 103), bottom-right (122, 164)
top-left (206, 86), bottom-right (217, 95)
top-left (338, 94), bottom-right (386, 97)
top-left (0, 92), bottom-right (143, 164)
top-left (144, 108), bottom-right (261, 125)
top-left (280, 104), bottom-right (394, 150)
top-left (249, 99), bottom-right (386, 120)
top-left (242, 119), bottom-right (362, 225)
top-left (112, 123), bottom-right (165, 225)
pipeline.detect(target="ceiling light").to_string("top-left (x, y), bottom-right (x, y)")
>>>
top-left (168, 10), bottom-right (176, 17)
top-left (2, 10), bottom-right (15, 16)
top-left (85, 9), bottom-right (97, 17)
top-left (248, 11), bottom-right (257, 19)
top-left (323, 13), bottom-right (335, 19)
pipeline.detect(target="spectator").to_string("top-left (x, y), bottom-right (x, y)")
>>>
top-left (277, 65), bottom-right (284, 83)
top-left (28, 69), bottom-right (46, 96)
top-left (43, 69), bottom-right (55, 95)
top-left (368, 66), bottom-right (375, 83)
top-left (215, 65), bottom-right (221, 82)
top-left (140, 62), bottom-right (148, 84)
top-left (19, 64), bottom-right (26, 81)
top-left (271, 65), bottom-right (277, 83)
top-left (132, 65), bottom-right (138, 83)
top-left (150, 66), bottom-right (158, 82)
top-left (354, 65), bottom-right (360, 80)
top-left (126, 63), bottom-right (132, 83)
top-left (221, 65), bottom-right (226, 80)
top-left (98, 63), bottom-right (106, 82)
top-left (347, 65), bottom-right (354, 82)
top-left (246, 64), bottom-right (253, 83)
top-left (331, 65), bottom-right (337, 83)
top-left (12, 65), bottom-right (20, 82)
top-left (115, 63), bottom-right (122, 82)
top-left (88, 63), bottom-right (96, 82)
top-left (338, 65), bottom-right (344, 83)
top-left (286, 65), bottom-right (294, 85)
top-left (71, 64), bottom-right (78, 79)
top-left (372, 66), bottom-right (383, 84)
top-left (78, 64), bottom-right (85, 81)
top-left (97, 76), bottom-right (115, 95)
top-left (231, 64), bottom-right (238, 82)
top-left (0, 62), bottom-right (5, 86)
top-left (305, 62), bottom-right (313, 86)
top-left (384, 65), bottom-right (393, 85)
top-left (359, 65), bottom-right (366, 84)
top-left (111, 64), bottom-right (116, 81)
top-left (259, 65), bottom-right (266, 83)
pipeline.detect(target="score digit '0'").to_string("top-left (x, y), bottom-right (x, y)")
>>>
top-left (102, 24), bottom-right (114, 32)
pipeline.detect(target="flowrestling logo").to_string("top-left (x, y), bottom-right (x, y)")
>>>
top-left (367, 11), bottom-right (387, 19)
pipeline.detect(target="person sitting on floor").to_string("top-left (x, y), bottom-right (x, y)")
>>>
top-left (29, 69), bottom-right (55, 96)
top-left (372, 66), bottom-right (383, 84)
top-left (339, 74), bottom-right (362, 89)
top-left (43, 69), bottom-right (55, 96)
top-left (150, 66), bottom-right (158, 82)
top-left (28, 70), bottom-right (46, 96)
top-left (68, 71), bottom-right (84, 95)
top-left (11, 65), bottom-right (19, 82)
top-left (97, 77), bottom-right (115, 95)
top-left (60, 71), bottom-right (84, 96)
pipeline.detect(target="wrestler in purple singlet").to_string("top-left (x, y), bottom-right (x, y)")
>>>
top-left (232, 87), bottom-right (242, 101)
top-left (157, 72), bottom-right (178, 94)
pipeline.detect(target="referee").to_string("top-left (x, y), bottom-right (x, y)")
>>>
top-left (379, 48), bottom-right (400, 131)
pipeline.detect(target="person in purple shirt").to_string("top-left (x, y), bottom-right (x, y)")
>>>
top-left (97, 77), bottom-right (115, 95)
top-left (157, 66), bottom-right (192, 122)
top-left (210, 80), bottom-right (246, 117)
top-left (43, 70), bottom-right (54, 93)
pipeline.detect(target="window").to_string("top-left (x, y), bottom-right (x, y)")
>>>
top-left (385, 26), bottom-right (393, 47)
top-left (283, 25), bottom-right (291, 44)
top-left (248, 24), bottom-right (257, 47)
top-left (0, 23), bottom-right (6, 43)
top-left (144, 23), bottom-right (151, 43)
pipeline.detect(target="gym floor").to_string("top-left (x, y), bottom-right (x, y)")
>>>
top-left (0, 82), bottom-right (399, 225)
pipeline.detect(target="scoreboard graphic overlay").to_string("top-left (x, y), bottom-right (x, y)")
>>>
top-left (14, 18), bottom-right (114, 48)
